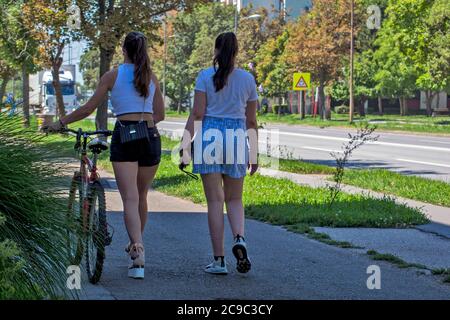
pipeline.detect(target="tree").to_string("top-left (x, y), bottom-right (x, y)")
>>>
top-left (236, 6), bottom-right (285, 72)
top-left (377, 0), bottom-right (449, 116)
top-left (75, 0), bottom-right (206, 130)
top-left (0, 60), bottom-right (16, 103)
top-left (23, 0), bottom-right (75, 118)
top-left (255, 29), bottom-right (291, 112)
top-left (0, 0), bottom-right (43, 126)
top-left (79, 47), bottom-right (122, 92)
top-left (285, 0), bottom-right (354, 120)
top-left (188, 3), bottom-right (235, 77)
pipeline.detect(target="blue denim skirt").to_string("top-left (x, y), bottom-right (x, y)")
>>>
top-left (192, 116), bottom-right (248, 179)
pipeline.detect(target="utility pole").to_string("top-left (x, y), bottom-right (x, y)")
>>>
top-left (163, 19), bottom-right (167, 107)
top-left (349, 0), bottom-right (355, 123)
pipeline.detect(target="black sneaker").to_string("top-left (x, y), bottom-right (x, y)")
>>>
top-left (232, 235), bottom-right (251, 273)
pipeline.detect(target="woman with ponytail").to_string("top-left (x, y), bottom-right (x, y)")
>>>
top-left (181, 32), bottom-right (259, 275)
top-left (44, 31), bottom-right (165, 279)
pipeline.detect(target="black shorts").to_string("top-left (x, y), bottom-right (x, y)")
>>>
top-left (110, 121), bottom-right (161, 167)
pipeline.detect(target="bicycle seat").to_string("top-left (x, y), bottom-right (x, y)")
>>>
top-left (88, 138), bottom-right (109, 152)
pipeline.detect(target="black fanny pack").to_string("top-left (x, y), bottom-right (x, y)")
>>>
top-left (117, 121), bottom-right (149, 144)
top-left (116, 98), bottom-right (149, 144)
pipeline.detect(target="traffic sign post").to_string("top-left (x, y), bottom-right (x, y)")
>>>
top-left (293, 73), bottom-right (310, 119)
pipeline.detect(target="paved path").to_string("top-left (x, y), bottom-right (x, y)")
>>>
top-left (157, 118), bottom-right (450, 182)
top-left (78, 170), bottom-right (450, 300)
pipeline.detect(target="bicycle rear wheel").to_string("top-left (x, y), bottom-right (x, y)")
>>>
top-left (67, 173), bottom-right (84, 266)
top-left (85, 180), bottom-right (107, 284)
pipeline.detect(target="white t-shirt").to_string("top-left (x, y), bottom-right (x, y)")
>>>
top-left (195, 67), bottom-right (258, 119)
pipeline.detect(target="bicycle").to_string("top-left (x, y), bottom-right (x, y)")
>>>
top-left (64, 127), bottom-right (113, 284)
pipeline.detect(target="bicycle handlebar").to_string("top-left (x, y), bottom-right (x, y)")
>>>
top-left (62, 128), bottom-right (113, 137)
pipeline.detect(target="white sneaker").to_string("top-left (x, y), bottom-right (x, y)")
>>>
top-left (232, 235), bottom-right (252, 273)
top-left (204, 257), bottom-right (228, 275)
top-left (128, 243), bottom-right (145, 279)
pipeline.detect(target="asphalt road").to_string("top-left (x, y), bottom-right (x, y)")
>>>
top-left (157, 119), bottom-right (450, 182)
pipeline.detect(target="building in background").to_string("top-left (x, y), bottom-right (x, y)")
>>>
top-left (219, 0), bottom-right (312, 20)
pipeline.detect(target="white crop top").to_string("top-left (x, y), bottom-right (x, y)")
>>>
top-left (110, 63), bottom-right (155, 116)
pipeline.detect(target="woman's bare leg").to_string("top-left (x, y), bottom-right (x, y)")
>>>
top-left (201, 173), bottom-right (225, 257)
top-left (112, 162), bottom-right (142, 244)
top-left (137, 164), bottom-right (159, 233)
top-left (223, 176), bottom-right (245, 238)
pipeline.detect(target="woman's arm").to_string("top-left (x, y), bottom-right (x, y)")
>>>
top-left (181, 90), bottom-right (206, 163)
top-left (151, 74), bottom-right (165, 124)
top-left (246, 100), bottom-right (258, 175)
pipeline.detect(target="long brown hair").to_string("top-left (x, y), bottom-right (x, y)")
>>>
top-left (123, 31), bottom-right (152, 97)
top-left (213, 32), bottom-right (238, 92)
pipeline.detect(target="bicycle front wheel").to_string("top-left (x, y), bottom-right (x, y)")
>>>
top-left (67, 173), bottom-right (84, 266)
top-left (85, 180), bottom-right (107, 284)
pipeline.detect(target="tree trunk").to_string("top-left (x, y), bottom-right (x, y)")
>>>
top-left (377, 96), bottom-right (383, 115)
top-left (96, 47), bottom-right (114, 130)
top-left (318, 78), bottom-right (325, 120)
top-left (177, 86), bottom-right (182, 114)
top-left (436, 92), bottom-right (440, 109)
top-left (22, 64), bottom-right (30, 127)
top-left (299, 91), bottom-right (305, 119)
top-left (403, 97), bottom-right (408, 116)
top-left (425, 91), bottom-right (433, 117)
top-left (52, 58), bottom-right (65, 118)
top-left (399, 97), bottom-right (404, 116)
top-left (358, 98), bottom-right (366, 117)
top-left (277, 96), bottom-right (283, 118)
top-left (0, 75), bottom-right (10, 104)
top-left (325, 94), bottom-right (331, 120)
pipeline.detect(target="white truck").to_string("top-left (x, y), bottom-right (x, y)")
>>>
top-left (30, 65), bottom-right (78, 115)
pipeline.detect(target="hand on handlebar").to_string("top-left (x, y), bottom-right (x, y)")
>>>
top-left (40, 120), bottom-right (65, 134)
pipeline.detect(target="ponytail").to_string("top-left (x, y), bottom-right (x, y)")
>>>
top-left (123, 31), bottom-right (152, 97)
top-left (213, 32), bottom-right (238, 92)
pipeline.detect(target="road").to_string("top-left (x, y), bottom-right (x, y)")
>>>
top-left (79, 174), bottom-right (450, 300)
top-left (156, 119), bottom-right (450, 182)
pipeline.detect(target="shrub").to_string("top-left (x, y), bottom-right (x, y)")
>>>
top-left (334, 105), bottom-right (349, 114)
top-left (0, 113), bottom-right (73, 299)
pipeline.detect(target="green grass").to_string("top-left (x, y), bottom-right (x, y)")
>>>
top-left (286, 223), bottom-right (357, 248)
top-left (164, 111), bottom-right (450, 135)
top-left (158, 133), bottom-right (450, 208)
top-left (341, 169), bottom-right (450, 207)
top-left (366, 250), bottom-right (428, 269)
top-left (432, 269), bottom-right (450, 283)
top-left (153, 153), bottom-right (428, 228)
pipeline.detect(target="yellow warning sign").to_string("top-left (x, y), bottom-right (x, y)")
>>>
top-left (293, 72), bottom-right (311, 91)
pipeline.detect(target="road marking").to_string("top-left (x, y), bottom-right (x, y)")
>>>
top-left (302, 146), bottom-right (342, 153)
top-left (396, 158), bottom-right (450, 168)
top-left (419, 140), bottom-right (450, 145)
top-left (159, 124), bottom-right (450, 153)
top-left (258, 129), bottom-right (450, 153)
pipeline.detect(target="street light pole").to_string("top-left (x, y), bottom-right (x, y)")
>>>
top-left (349, 0), bottom-right (355, 123)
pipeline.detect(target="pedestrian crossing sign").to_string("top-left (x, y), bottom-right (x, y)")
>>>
top-left (293, 72), bottom-right (311, 91)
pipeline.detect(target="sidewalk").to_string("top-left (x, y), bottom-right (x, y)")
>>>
top-left (77, 168), bottom-right (450, 300)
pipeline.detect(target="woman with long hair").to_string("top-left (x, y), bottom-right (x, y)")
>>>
top-left (181, 32), bottom-right (259, 275)
top-left (44, 31), bottom-right (164, 279)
